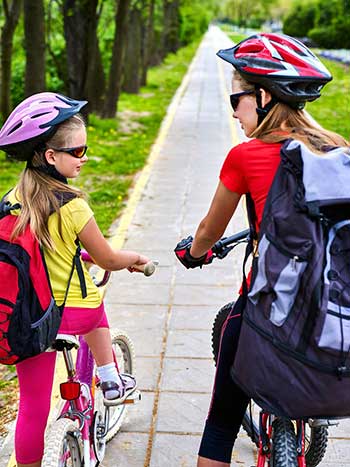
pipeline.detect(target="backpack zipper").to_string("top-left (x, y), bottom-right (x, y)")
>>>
top-left (265, 233), bottom-right (309, 262)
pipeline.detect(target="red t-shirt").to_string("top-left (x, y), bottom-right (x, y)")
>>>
top-left (220, 139), bottom-right (282, 229)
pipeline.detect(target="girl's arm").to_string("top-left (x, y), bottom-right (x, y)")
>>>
top-left (78, 217), bottom-right (149, 271)
top-left (190, 182), bottom-right (241, 258)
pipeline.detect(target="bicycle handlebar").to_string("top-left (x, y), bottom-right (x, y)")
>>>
top-left (212, 228), bottom-right (250, 260)
top-left (80, 250), bottom-right (157, 286)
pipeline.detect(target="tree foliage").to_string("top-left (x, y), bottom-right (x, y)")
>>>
top-left (283, 0), bottom-right (350, 48)
top-left (221, 0), bottom-right (279, 28)
top-left (0, 0), bottom-right (220, 121)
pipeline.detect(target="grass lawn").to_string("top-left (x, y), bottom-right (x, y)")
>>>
top-left (307, 58), bottom-right (350, 139)
top-left (0, 38), bottom-right (200, 234)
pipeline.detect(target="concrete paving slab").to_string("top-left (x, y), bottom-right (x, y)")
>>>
top-left (150, 433), bottom-right (201, 467)
top-left (172, 283), bottom-right (235, 307)
top-left (169, 305), bottom-right (219, 330)
top-left (161, 357), bottom-right (215, 393)
top-left (120, 391), bottom-right (155, 433)
top-left (106, 282), bottom-right (171, 306)
top-left (165, 330), bottom-right (212, 359)
top-left (156, 392), bottom-right (211, 434)
top-left (102, 432), bottom-right (149, 467)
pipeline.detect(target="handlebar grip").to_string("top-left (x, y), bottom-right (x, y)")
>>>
top-left (132, 261), bottom-right (158, 276)
top-left (213, 228), bottom-right (250, 250)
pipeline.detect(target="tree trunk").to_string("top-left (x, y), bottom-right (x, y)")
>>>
top-left (162, 0), bottom-right (180, 56)
top-left (122, 7), bottom-right (142, 93)
top-left (0, 0), bottom-right (22, 119)
top-left (102, 0), bottom-right (131, 118)
top-left (140, 0), bottom-right (155, 86)
top-left (83, 2), bottom-right (105, 113)
top-left (62, 0), bottom-right (101, 112)
top-left (24, 0), bottom-right (46, 96)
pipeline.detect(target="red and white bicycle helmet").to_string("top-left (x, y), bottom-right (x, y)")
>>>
top-left (0, 92), bottom-right (87, 160)
top-left (217, 33), bottom-right (332, 108)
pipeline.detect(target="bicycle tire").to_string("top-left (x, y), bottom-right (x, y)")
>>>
top-left (94, 328), bottom-right (136, 443)
top-left (42, 418), bottom-right (82, 467)
top-left (271, 418), bottom-right (298, 467)
top-left (305, 424), bottom-right (328, 467)
top-left (211, 302), bottom-right (235, 365)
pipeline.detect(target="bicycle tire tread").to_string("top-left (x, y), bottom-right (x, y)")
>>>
top-left (42, 418), bottom-right (81, 467)
top-left (272, 418), bottom-right (298, 467)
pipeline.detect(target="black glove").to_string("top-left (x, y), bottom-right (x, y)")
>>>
top-left (174, 236), bottom-right (214, 269)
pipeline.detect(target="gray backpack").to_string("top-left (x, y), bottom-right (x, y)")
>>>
top-left (232, 139), bottom-right (350, 419)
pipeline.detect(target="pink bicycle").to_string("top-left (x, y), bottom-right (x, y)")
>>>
top-left (41, 256), bottom-right (156, 467)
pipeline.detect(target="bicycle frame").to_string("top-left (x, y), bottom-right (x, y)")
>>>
top-left (58, 337), bottom-right (99, 464)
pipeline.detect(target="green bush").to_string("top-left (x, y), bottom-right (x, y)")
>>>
top-left (283, 1), bottom-right (317, 37)
top-left (309, 15), bottom-right (350, 48)
top-left (308, 26), bottom-right (338, 48)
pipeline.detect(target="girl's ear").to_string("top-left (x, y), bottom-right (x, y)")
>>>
top-left (44, 148), bottom-right (56, 166)
top-left (261, 88), bottom-right (272, 107)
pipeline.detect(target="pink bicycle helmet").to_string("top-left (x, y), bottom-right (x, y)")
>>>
top-left (217, 33), bottom-right (332, 108)
top-left (0, 92), bottom-right (87, 160)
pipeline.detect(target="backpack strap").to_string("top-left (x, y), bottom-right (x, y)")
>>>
top-left (240, 193), bottom-right (257, 300)
top-left (73, 238), bottom-right (87, 299)
top-left (60, 238), bottom-right (87, 309)
top-left (0, 191), bottom-right (21, 219)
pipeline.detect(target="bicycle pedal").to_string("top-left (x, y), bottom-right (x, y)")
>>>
top-left (124, 390), bottom-right (141, 404)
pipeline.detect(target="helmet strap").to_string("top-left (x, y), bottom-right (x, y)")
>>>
top-left (254, 85), bottom-right (278, 125)
top-left (26, 154), bottom-right (68, 185)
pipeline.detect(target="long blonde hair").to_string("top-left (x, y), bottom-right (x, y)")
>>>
top-left (12, 115), bottom-right (86, 249)
top-left (234, 71), bottom-right (349, 151)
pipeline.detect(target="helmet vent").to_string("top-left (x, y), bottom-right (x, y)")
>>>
top-left (8, 122), bottom-right (22, 135)
top-left (31, 111), bottom-right (51, 119)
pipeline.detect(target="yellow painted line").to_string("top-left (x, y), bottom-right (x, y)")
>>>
top-left (7, 40), bottom-right (202, 467)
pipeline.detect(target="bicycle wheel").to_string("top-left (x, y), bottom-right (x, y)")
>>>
top-left (42, 418), bottom-right (82, 467)
top-left (211, 302), bottom-right (235, 364)
top-left (271, 418), bottom-right (298, 467)
top-left (304, 423), bottom-right (328, 467)
top-left (94, 328), bottom-right (136, 442)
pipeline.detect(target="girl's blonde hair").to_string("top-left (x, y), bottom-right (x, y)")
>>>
top-left (12, 115), bottom-right (86, 249)
top-left (234, 71), bottom-right (349, 151)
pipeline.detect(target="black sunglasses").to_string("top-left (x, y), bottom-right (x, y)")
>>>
top-left (50, 145), bottom-right (88, 159)
top-left (230, 91), bottom-right (255, 111)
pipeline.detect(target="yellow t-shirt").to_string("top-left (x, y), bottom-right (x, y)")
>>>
top-left (8, 191), bottom-right (102, 308)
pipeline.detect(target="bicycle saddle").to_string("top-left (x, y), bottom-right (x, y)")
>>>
top-left (51, 334), bottom-right (80, 351)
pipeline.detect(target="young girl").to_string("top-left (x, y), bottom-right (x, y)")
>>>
top-left (175, 33), bottom-right (349, 466)
top-left (0, 92), bottom-right (150, 467)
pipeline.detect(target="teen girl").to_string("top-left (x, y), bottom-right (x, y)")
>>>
top-left (0, 92), bottom-right (149, 467)
top-left (175, 33), bottom-right (350, 466)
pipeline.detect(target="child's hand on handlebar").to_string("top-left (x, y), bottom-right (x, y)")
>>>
top-left (174, 236), bottom-right (213, 269)
top-left (128, 255), bottom-right (150, 273)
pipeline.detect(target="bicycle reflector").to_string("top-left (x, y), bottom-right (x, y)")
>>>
top-left (60, 381), bottom-right (80, 400)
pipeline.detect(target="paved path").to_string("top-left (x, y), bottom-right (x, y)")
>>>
top-left (102, 26), bottom-right (350, 466)
top-left (2, 25), bottom-right (350, 467)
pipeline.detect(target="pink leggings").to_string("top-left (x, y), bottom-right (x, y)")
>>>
top-left (15, 303), bottom-right (109, 464)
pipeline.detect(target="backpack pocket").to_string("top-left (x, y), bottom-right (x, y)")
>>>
top-left (248, 234), bottom-right (308, 326)
top-left (31, 298), bottom-right (62, 354)
top-left (318, 220), bottom-right (350, 353)
top-left (318, 303), bottom-right (350, 353)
